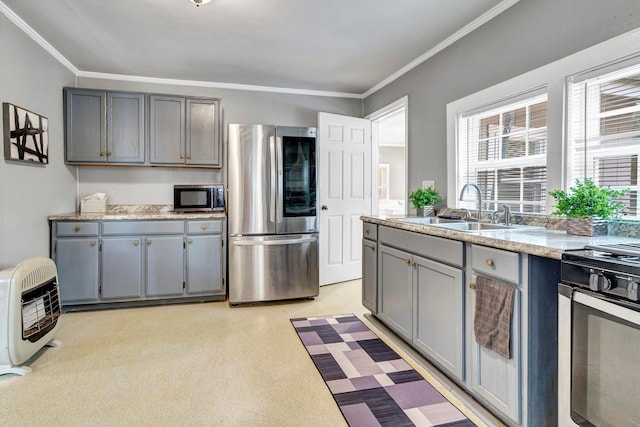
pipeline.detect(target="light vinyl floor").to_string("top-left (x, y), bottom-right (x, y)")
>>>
top-left (1, 280), bottom-right (502, 426)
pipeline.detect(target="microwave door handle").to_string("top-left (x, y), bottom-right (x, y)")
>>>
top-left (276, 136), bottom-right (283, 224)
top-left (269, 136), bottom-right (276, 223)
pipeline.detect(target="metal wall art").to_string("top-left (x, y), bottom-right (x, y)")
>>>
top-left (3, 102), bottom-right (49, 164)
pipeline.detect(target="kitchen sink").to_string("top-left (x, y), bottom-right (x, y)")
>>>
top-left (394, 217), bottom-right (464, 225)
top-left (429, 222), bottom-right (514, 231)
top-left (393, 217), bottom-right (542, 232)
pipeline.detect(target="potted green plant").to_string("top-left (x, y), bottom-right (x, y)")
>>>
top-left (408, 187), bottom-right (442, 217)
top-left (549, 178), bottom-right (628, 236)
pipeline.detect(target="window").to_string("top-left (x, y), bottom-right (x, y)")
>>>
top-left (568, 62), bottom-right (640, 216)
top-left (457, 94), bottom-right (548, 214)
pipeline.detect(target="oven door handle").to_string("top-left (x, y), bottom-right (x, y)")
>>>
top-left (573, 290), bottom-right (640, 325)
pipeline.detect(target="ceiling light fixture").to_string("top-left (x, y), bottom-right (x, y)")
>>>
top-left (190, 0), bottom-right (212, 7)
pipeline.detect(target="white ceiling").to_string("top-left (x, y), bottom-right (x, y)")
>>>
top-left (0, 0), bottom-right (516, 97)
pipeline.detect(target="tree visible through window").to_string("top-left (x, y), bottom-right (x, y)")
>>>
top-left (457, 94), bottom-right (548, 214)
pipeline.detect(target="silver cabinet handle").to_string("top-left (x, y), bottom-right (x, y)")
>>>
top-left (90, 241), bottom-right (96, 247)
top-left (133, 240), bottom-right (139, 246)
top-left (201, 225), bottom-right (207, 230)
top-left (147, 240), bottom-right (152, 245)
top-left (233, 236), bottom-right (317, 246)
top-left (75, 226), bottom-right (81, 232)
top-left (188, 239), bottom-right (193, 244)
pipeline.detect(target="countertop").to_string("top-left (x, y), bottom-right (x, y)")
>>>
top-left (48, 204), bottom-right (226, 221)
top-left (361, 215), bottom-right (640, 260)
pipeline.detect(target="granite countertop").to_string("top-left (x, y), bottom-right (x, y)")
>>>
top-left (361, 215), bottom-right (640, 260)
top-left (48, 204), bottom-right (226, 221)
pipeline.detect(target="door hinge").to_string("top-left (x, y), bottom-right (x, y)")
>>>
top-left (221, 239), bottom-right (224, 247)
top-left (54, 242), bottom-right (56, 254)
top-left (98, 283), bottom-right (102, 298)
top-left (183, 241), bottom-right (186, 249)
top-left (99, 241), bottom-right (102, 252)
top-left (183, 281), bottom-right (186, 290)
top-left (222, 277), bottom-right (225, 285)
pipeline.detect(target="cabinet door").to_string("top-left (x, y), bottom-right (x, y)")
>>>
top-left (413, 255), bottom-right (464, 380)
top-left (149, 96), bottom-right (185, 164)
top-left (469, 281), bottom-right (521, 423)
top-left (101, 237), bottom-right (143, 300)
top-left (362, 238), bottom-right (377, 313)
top-left (55, 238), bottom-right (99, 303)
top-left (186, 98), bottom-right (220, 166)
top-left (378, 244), bottom-right (412, 340)
top-left (186, 234), bottom-right (223, 294)
top-left (107, 92), bottom-right (145, 163)
top-left (145, 236), bottom-right (185, 297)
top-left (65, 89), bottom-right (106, 163)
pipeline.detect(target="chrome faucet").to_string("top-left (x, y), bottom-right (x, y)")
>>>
top-left (459, 183), bottom-right (483, 220)
top-left (502, 204), bottom-right (512, 226)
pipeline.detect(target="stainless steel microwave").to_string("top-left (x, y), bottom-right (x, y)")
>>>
top-left (173, 185), bottom-right (224, 213)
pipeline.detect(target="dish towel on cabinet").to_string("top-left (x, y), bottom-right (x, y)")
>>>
top-left (473, 275), bottom-right (516, 359)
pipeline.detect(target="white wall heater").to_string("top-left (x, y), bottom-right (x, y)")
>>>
top-left (0, 257), bottom-right (61, 376)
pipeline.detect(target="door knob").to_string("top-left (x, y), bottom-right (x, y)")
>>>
top-left (321, 205), bottom-right (328, 211)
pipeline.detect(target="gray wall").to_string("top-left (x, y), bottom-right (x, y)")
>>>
top-left (364, 0), bottom-right (640, 202)
top-left (0, 14), bottom-right (76, 269)
top-left (75, 78), bottom-right (361, 204)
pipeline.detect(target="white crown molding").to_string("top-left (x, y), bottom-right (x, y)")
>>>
top-left (362, 0), bottom-right (520, 98)
top-left (0, 1), bottom-right (78, 75)
top-left (1, 0), bottom-right (518, 100)
top-left (75, 71), bottom-right (364, 99)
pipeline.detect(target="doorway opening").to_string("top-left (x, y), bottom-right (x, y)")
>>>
top-left (368, 97), bottom-right (408, 216)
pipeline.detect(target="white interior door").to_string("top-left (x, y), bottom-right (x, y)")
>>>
top-left (318, 112), bottom-right (372, 285)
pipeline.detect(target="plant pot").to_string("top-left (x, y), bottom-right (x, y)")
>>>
top-left (416, 206), bottom-right (435, 217)
top-left (566, 217), bottom-right (609, 236)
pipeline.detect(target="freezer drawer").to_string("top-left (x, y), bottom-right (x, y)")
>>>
top-left (229, 234), bottom-right (319, 304)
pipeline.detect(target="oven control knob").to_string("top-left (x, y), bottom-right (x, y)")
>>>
top-left (589, 272), bottom-right (612, 291)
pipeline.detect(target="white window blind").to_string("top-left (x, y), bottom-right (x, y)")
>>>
top-left (457, 94), bottom-right (548, 214)
top-left (568, 62), bottom-right (640, 216)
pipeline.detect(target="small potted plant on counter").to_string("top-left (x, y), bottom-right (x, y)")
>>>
top-left (549, 178), bottom-right (628, 236)
top-left (408, 187), bottom-right (442, 217)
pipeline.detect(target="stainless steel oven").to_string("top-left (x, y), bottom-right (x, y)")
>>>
top-left (559, 244), bottom-right (640, 426)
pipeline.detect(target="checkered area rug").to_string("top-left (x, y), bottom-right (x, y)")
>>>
top-left (291, 314), bottom-right (475, 427)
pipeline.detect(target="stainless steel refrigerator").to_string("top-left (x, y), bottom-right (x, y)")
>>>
top-left (227, 124), bottom-right (319, 304)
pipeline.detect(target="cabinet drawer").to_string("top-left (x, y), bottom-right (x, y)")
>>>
top-left (379, 226), bottom-right (463, 267)
top-left (187, 220), bottom-right (222, 234)
top-left (102, 221), bottom-right (184, 235)
top-left (363, 222), bottom-right (377, 241)
top-left (471, 245), bottom-right (520, 283)
top-left (56, 222), bottom-right (99, 237)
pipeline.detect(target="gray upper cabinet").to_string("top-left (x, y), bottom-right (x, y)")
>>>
top-left (186, 98), bottom-right (221, 166)
top-left (107, 92), bottom-right (145, 163)
top-left (64, 88), bottom-right (145, 164)
top-left (149, 95), bottom-right (185, 164)
top-left (65, 89), bottom-right (106, 163)
top-left (150, 95), bottom-right (221, 167)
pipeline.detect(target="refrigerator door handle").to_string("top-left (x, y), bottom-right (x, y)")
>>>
top-left (269, 135), bottom-right (276, 223)
top-left (276, 136), bottom-right (283, 224)
top-left (233, 236), bottom-right (317, 246)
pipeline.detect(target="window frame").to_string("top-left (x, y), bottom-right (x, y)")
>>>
top-left (446, 28), bottom-right (640, 217)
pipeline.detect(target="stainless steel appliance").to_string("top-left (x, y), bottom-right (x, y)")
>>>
top-left (173, 184), bottom-right (224, 213)
top-left (559, 243), bottom-right (640, 426)
top-left (227, 124), bottom-right (318, 304)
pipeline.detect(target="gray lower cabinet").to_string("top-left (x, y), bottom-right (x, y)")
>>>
top-left (467, 244), bottom-right (522, 423)
top-left (101, 237), bottom-right (143, 299)
top-left (414, 255), bottom-right (464, 381)
top-left (145, 235), bottom-right (185, 297)
top-left (56, 238), bottom-right (99, 303)
top-left (378, 244), bottom-right (413, 340)
top-left (64, 88), bottom-right (145, 164)
top-left (186, 220), bottom-right (225, 294)
top-left (362, 223), bottom-right (377, 313)
top-left (365, 222), bottom-right (559, 426)
top-left (52, 218), bottom-right (226, 310)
